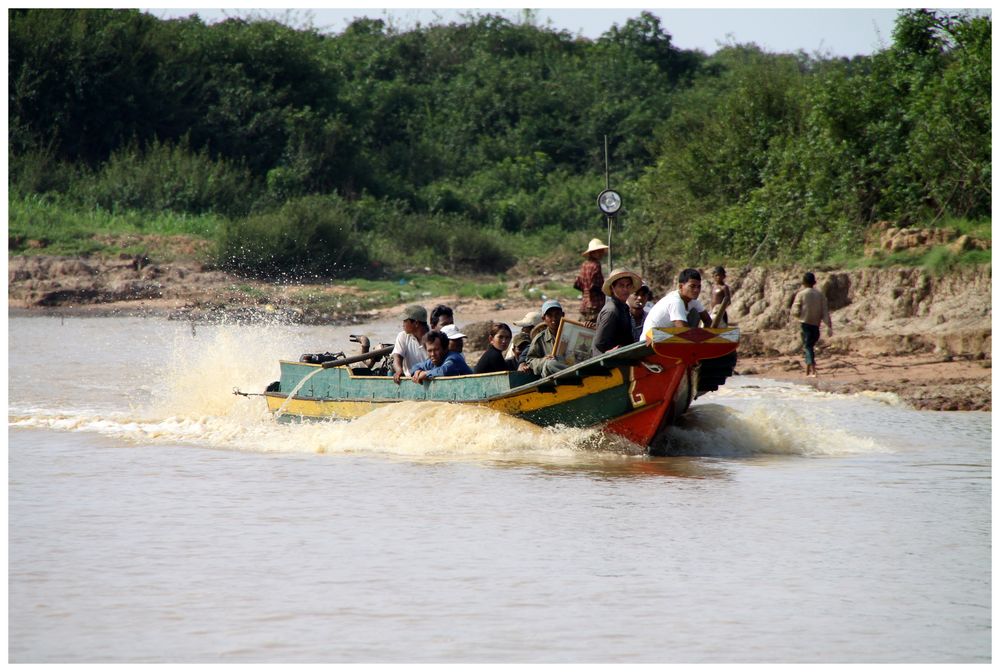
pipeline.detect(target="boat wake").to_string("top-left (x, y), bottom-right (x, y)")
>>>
top-left (8, 321), bottom-right (891, 460)
top-left (11, 390), bottom-right (888, 460)
top-left (9, 399), bottom-right (643, 458)
top-left (652, 402), bottom-right (887, 458)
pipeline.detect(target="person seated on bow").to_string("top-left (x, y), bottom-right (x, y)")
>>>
top-left (520, 299), bottom-right (568, 376)
top-left (593, 268), bottom-right (642, 356)
top-left (641, 268), bottom-right (712, 340)
top-left (410, 330), bottom-right (473, 383)
top-left (474, 322), bottom-right (516, 374)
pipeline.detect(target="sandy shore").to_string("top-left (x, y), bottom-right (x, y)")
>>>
top-left (735, 351), bottom-right (991, 411)
top-left (9, 263), bottom-right (991, 413)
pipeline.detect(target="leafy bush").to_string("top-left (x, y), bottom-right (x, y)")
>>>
top-left (216, 195), bottom-right (370, 279)
top-left (366, 211), bottom-right (517, 274)
top-left (9, 147), bottom-right (80, 197)
top-left (79, 137), bottom-right (260, 217)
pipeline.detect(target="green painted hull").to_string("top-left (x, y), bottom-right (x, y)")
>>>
top-left (263, 326), bottom-right (741, 448)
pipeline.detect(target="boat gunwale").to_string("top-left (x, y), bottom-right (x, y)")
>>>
top-left (271, 327), bottom-right (740, 404)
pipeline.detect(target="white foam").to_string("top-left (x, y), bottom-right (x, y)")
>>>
top-left (8, 322), bottom-right (893, 460)
top-left (653, 402), bottom-right (887, 457)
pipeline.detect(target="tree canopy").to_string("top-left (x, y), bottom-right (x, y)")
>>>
top-left (9, 8), bottom-right (991, 277)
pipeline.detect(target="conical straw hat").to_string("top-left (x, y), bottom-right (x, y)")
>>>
top-left (582, 238), bottom-right (609, 256)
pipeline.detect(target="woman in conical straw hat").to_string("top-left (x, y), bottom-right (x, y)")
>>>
top-left (573, 238), bottom-right (609, 326)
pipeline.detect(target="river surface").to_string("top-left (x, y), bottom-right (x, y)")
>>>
top-left (8, 314), bottom-right (991, 663)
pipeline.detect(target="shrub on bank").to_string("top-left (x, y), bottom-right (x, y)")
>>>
top-left (216, 195), bottom-right (371, 280)
top-left (78, 137), bottom-right (260, 218)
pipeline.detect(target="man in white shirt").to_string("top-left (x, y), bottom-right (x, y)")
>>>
top-left (391, 304), bottom-right (429, 384)
top-left (642, 268), bottom-right (712, 339)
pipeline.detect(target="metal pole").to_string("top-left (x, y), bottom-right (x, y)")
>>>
top-left (607, 216), bottom-right (613, 270)
top-left (604, 135), bottom-right (610, 191)
top-left (604, 135), bottom-right (611, 268)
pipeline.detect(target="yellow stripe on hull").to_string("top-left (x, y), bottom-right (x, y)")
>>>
top-left (484, 368), bottom-right (624, 414)
top-left (265, 393), bottom-right (394, 419)
top-left (265, 368), bottom-right (625, 420)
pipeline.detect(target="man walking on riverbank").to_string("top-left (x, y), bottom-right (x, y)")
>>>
top-left (791, 272), bottom-right (833, 377)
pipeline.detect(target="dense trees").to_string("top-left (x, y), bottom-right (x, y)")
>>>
top-left (8, 8), bottom-right (991, 277)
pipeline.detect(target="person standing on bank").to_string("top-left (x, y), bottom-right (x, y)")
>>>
top-left (710, 266), bottom-right (732, 327)
top-left (593, 268), bottom-right (642, 356)
top-left (642, 268), bottom-right (712, 337)
top-left (574, 238), bottom-right (609, 326)
top-left (790, 272), bottom-right (833, 378)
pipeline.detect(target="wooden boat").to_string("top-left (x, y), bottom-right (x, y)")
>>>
top-left (260, 326), bottom-right (740, 452)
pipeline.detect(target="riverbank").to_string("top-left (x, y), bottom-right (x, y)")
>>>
top-left (8, 254), bottom-right (992, 411)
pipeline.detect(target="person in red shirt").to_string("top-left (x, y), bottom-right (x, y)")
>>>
top-left (574, 238), bottom-right (608, 326)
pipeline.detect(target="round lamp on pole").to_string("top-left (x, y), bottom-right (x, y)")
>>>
top-left (597, 189), bottom-right (622, 216)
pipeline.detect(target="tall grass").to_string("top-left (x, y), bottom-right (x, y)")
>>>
top-left (9, 194), bottom-right (224, 256)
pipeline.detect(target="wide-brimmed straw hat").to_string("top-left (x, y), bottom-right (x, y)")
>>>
top-left (602, 268), bottom-right (642, 296)
top-left (512, 310), bottom-right (542, 327)
top-left (582, 238), bottom-right (609, 257)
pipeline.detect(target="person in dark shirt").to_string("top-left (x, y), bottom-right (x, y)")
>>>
top-left (593, 268), bottom-right (642, 356)
top-left (474, 322), bottom-right (516, 373)
top-left (627, 285), bottom-right (654, 341)
top-left (510, 332), bottom-right (531, 368)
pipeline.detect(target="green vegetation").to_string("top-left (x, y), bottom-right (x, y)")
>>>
top-left (8, 194), bottom-right (223, 257)
top-left (8, 8), bottom-right (991, 276)
top-left (288, 274), bottom-right (516, 315)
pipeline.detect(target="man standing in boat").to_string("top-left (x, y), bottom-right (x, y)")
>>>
top-left (520, 299), bottom-right (568, 376)
top-left (574, 238), bottom-right (609, 326)
top-left (391, 304), bottom-right (430, 384)
top-left (790, 272), bottom-right (833, 378)
top-left (593, 268), bottom-right (642, 356)
top-left (642, 268), bottom-right (712, 337)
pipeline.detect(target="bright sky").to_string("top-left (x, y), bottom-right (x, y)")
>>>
top-left (139, 4), bottom-right (927, 57)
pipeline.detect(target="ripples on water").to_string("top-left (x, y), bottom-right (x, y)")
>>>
top-left (8, 316), bottom-right (992, 663)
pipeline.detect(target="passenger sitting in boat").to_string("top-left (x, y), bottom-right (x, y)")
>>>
top-left (520, 299), bottom-right (568, 376)
top-left (440, 324), bottom-right (467, 354)
top-left (642, 268), bottom-right (712, 339)
top-left (505, 310), bottom-right (542, 359)
top-left (474, 322), bottom-right (516, 374)
top-left (430, 304), bottom-right (454, 330)
top-left (510, 332), bottom-right (531, 367)
top-left (593, 268), bottom-right (642, 356)
top-left (410, 330), bottom-right (474, 383)
top-left (628, 285), bottom-right (654, 341)
top-left (391, 304), bottom-right (430, 385)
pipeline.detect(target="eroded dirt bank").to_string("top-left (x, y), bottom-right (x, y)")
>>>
top-left (8, 254), bottom-right (992, 411)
